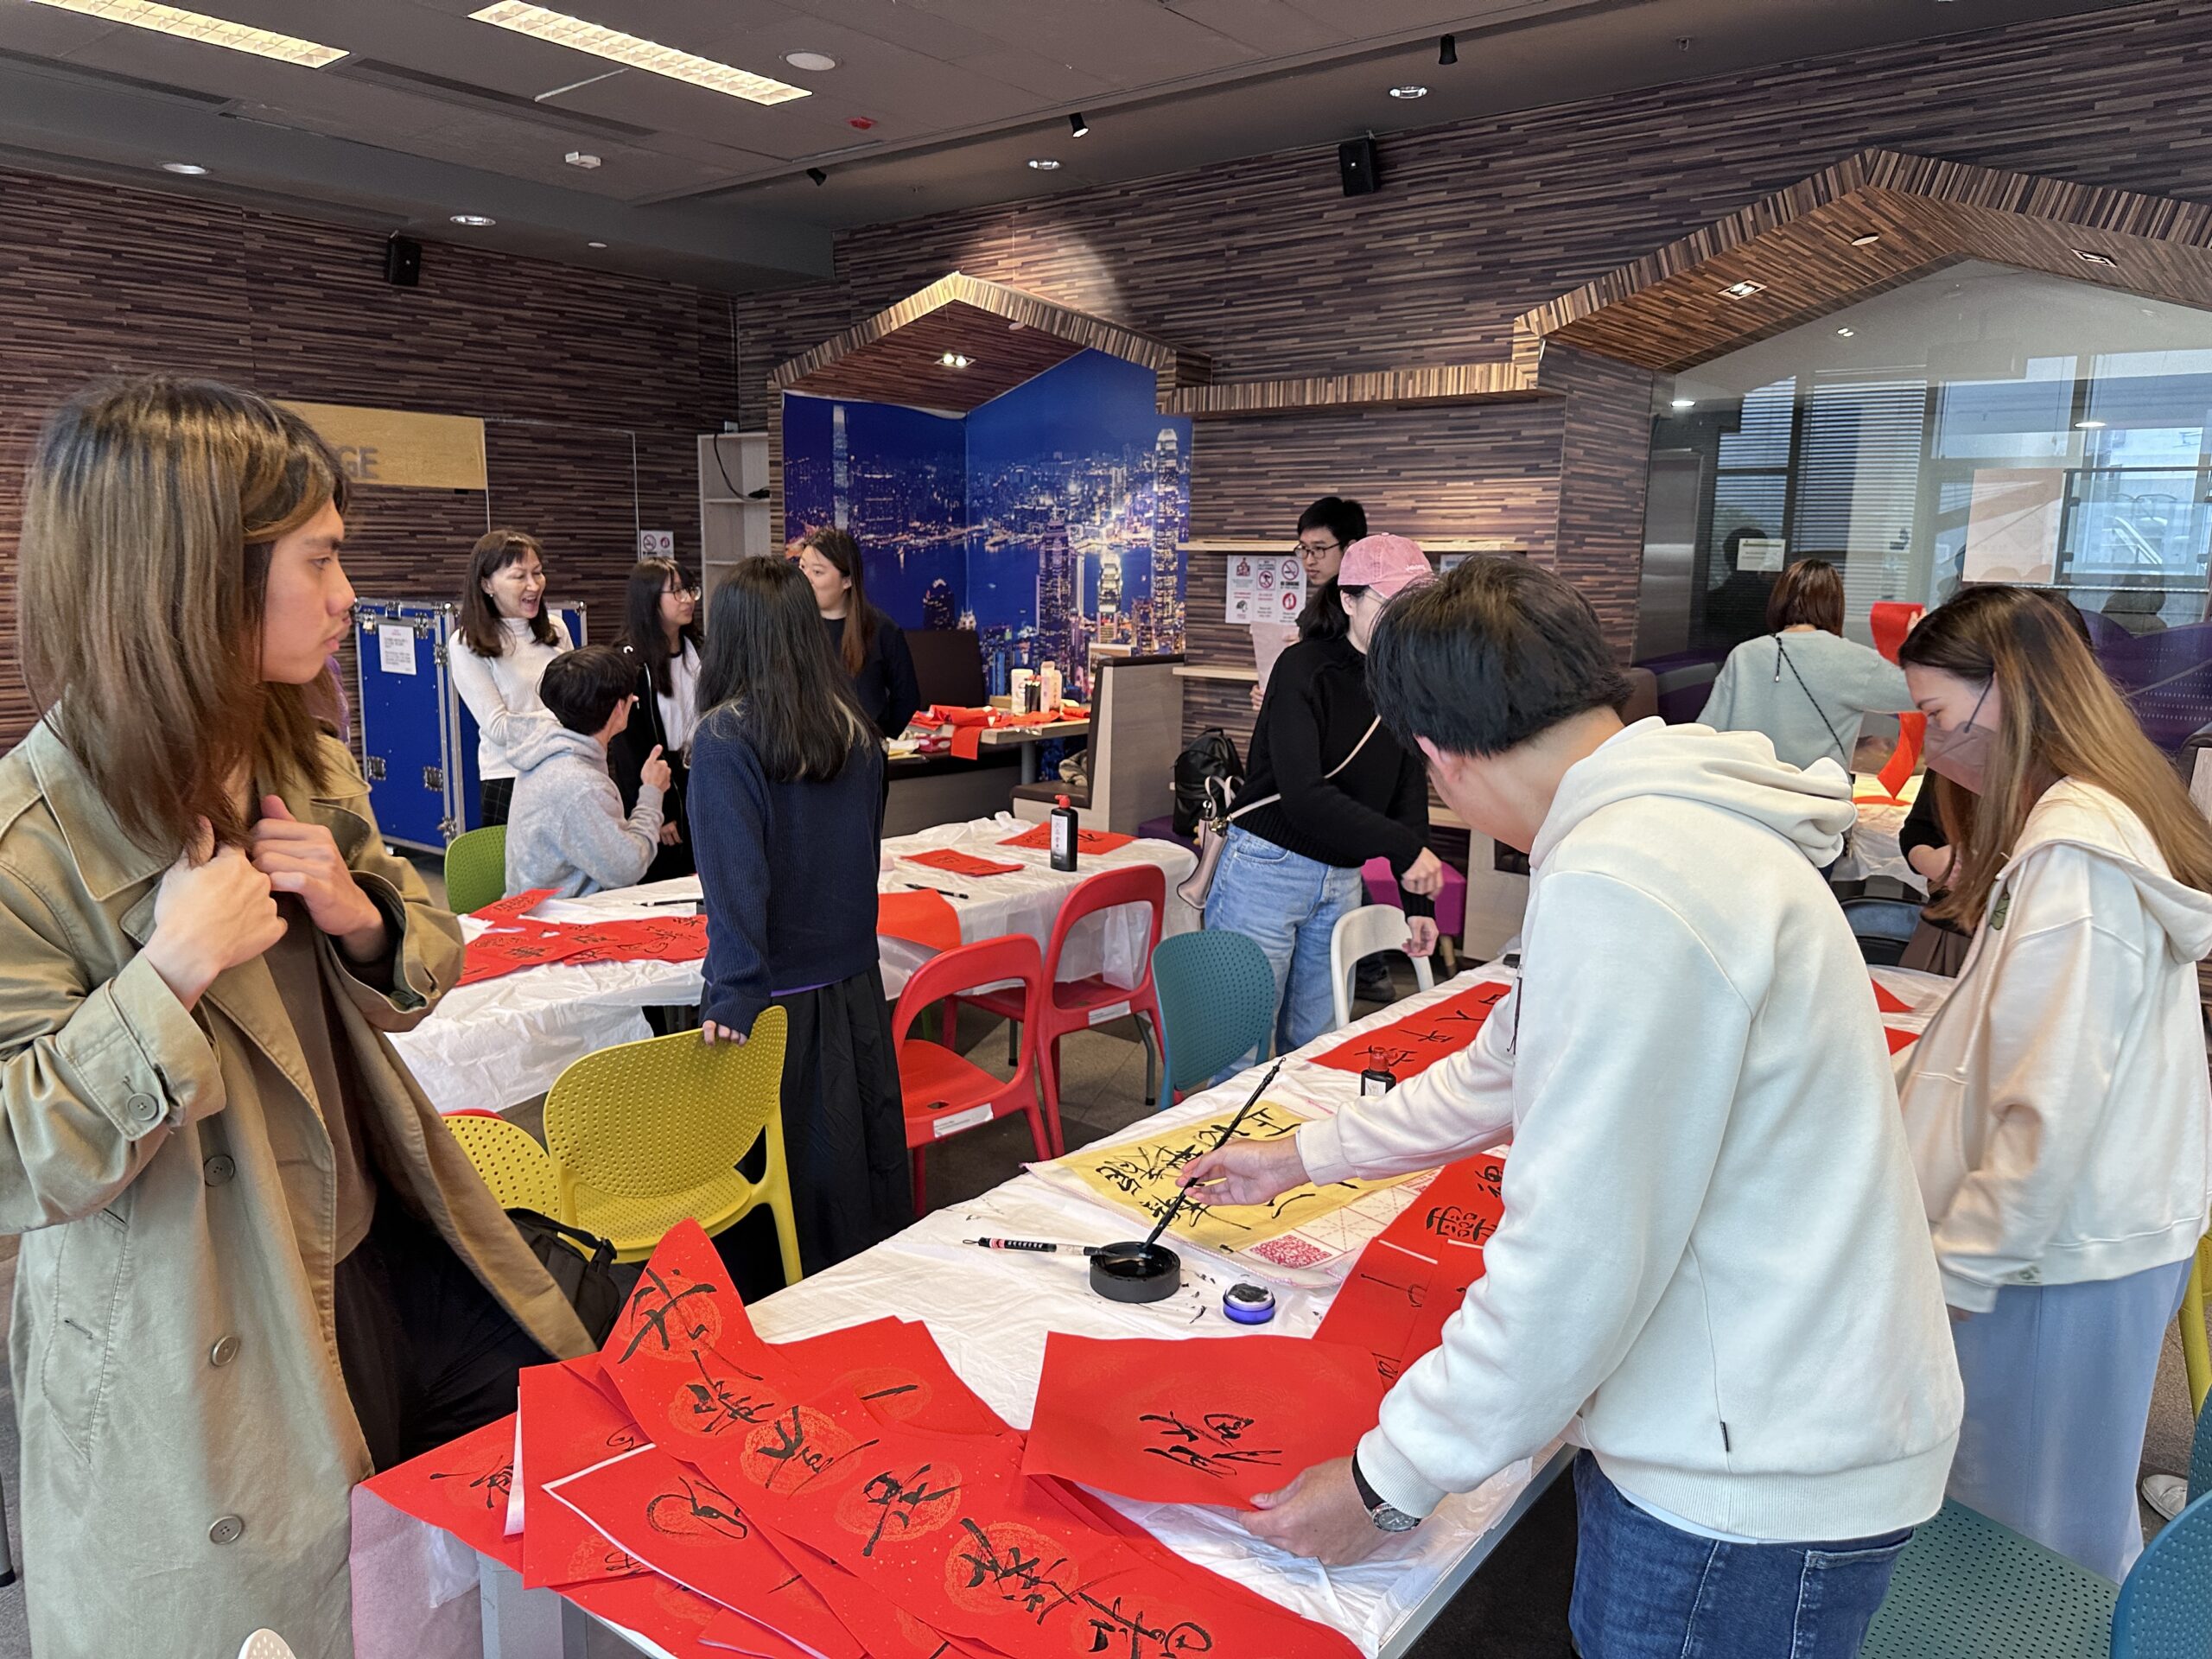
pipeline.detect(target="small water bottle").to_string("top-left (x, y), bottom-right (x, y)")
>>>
top-left (1049, 795), bottom-right (1079, 871)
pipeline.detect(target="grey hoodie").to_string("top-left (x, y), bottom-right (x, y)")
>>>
top-left (503, 721), bottom-right (664, 899)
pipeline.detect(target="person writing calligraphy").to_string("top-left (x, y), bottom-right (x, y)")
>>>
top-left (0, 377), bottom-right (592, 1659)
top-left (1183, 558), bottom-right (1961, 1659)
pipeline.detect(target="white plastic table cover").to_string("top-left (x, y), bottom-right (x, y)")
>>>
top-left (390, 814), bottom-right (1196, 1116)
top-left (1840, 772), bottom-right (1926, 894)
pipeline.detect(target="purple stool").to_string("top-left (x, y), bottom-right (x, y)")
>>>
top-left (1363, 856), bottom-right (1467, 938)
top-left (1138, 814), bottom-right (1194, 849)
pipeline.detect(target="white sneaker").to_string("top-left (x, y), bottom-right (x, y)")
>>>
top-left (2141, 1473), bottom-right (2189, 1522)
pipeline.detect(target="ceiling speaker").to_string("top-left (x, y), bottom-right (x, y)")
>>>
top-left (1338, 137), bottom-right (1380, 197)
top-left (384, 234), bottom-right (422, 288)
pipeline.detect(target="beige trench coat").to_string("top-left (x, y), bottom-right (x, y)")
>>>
top-left (0, 721), bottom-right (592, 1659)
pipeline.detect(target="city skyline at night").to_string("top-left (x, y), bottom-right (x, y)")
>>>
top-left (783, 350), bottom-right (1191, 697)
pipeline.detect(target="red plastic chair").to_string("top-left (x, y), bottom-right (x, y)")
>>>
top-left (893, 933), bottom-right (1058, 1215)
top-left (948, 864), bottom-right (1167, 1132)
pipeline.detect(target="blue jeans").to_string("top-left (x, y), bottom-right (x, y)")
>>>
top-left (1201, 828), bottom-right (1364, 1077)
top-left (1570, 1456), bottom-right (1914, 1659)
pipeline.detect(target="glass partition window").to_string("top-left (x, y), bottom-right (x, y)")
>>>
top-left (1637, 262), bottom-right (2212, 661)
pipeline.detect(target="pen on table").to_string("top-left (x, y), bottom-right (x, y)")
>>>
top-left (964, 1237), bottom-right (1104, 1256)
top-left (634, 898), bottom-right (701, 908)
top-left (902, 880), bottom-right (970, 900)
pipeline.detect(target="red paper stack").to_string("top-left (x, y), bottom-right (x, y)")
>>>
top-left (1311, 980), bottom-right (1512, 1081)
top-left (998, 823), bottom-right (1135, 855)
top-left (365, 1221), bottom-right (1363, 1659)
top-left (461, 892), bottom-right (710, 987)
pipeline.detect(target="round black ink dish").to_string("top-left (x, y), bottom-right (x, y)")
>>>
top-left (1090, 1240), bottom-right (1181, 1303)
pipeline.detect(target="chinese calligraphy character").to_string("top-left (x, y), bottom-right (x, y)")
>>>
top-left (429, 1461), bottom-right (512, 1510)
top-left (645, 1474), bottom-right (750, 1543)
top-left (1136, 1410), bottom-right (1284, 1478)
top-left (617, 1267), bottom-right (720, 1363)
top-left (847, 1462), bottom-right (962, 1556)
top-left (1079, 1592), bottom-right (1214, 1658)
top-left (949, 1519), bottom-right (1080, 1624)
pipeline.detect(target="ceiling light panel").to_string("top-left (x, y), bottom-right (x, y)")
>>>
top-left (22, 0), bottom-right (346, 67)
top-left (467, 3), bottom-right (810, 106)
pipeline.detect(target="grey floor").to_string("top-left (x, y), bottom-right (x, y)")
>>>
top-left (0, 954), bottom-right (2206, 1657)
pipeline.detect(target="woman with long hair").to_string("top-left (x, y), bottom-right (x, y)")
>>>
top-left (794, 527), bottom-right (921, 739)
top-left (690, 556), bottom-right (908, 1271)
top-left (451, 526), bottom-right (573, 825)
top-left (609, 556), bottom-right (702, 882)
top-left (1896, 583), bottom-right (2212, 1579)
top-left (1, 377), bottom-right (588, 1659)
top-left (1700, 558), bottom-right (1912, 772)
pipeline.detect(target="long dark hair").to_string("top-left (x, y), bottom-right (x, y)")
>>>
top-left (459, 528), bottom-right (558, 658)
top-left (1296, 496), bottom-right (1366, 643)
top-left (800, 526), bottom-right (887, 677)
top-left (1899, 583), bottom-right (2212, 925)
top-left (621, 556), bottom-right (702, 697)
top-left (697, 557), bottom-right (872, 781)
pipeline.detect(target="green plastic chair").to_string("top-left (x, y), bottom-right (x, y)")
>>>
top-left (1865, 1392), bottom-right (2212, 1659)
top-left (443, 823), bottom-right (507, 917)
top-left (1150, 930), bottom-right (1275, 1103)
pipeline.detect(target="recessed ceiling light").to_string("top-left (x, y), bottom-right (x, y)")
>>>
top-left (450, 213), bottom-right (496, 226)
top-left (1027, 157), bottom-right (1060, 170)
top-left (783, 50), bottom-right (838, 73)
top-left (587, 240), bottom-right (607, 248)
top-left (23, 0), bottom-right (346, 66)
top-left (1069, 112), bottom-right (1090, 137)
top-left (564, 150), bottom-right (601, 168)
top-left (469, 3), bottom-right (810, 105)
top-left (1720, 280), bottom-right (1765, 299)
top-left (1389, 84), bottom-right (1428, 99)
top-left (2077, 418), bottom-right (2107, 429)
top-left (1848, 232), bottom-right (1882, 247)
top-left (940, 353), bottom-right (972, 368)
top-left (1670, 398), bottom-right (1696, 410)
top-left (161, 162), bottom-right (209, 175)
top-left (1836, 327), bottom-right (1857, 337)
top-left (2075, 248), bottom-right (2119, 268)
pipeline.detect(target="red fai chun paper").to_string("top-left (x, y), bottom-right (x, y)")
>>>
top-left (561, 1570), bottom-right (732, 1658)
top-left (997, 823), bottom-right (1135, 855)
top-left (516, 1357), bottom-right (650, 1589)
top-left (460, 922), bottom-right (592, 985)
top-left (1317, 1153), bottom-right (1508, 1386)
top-left (1020, 1332), bottom-right (1387, 1506)
top-left (472, 887), bottom-right (556, 923)
top-left (876, 890), bottom-right (963, 952)
top-left (559, 912), bottom-right (711, 965)
top-left (775, 1317), bottom-right (1010, 1439)
top-left (1872, 978), bottom-right (1913, 1015)
top-left (359, 1412), bottom-right (524, 1571)
top-left (1311, 980), bottom-right (1512, 1081)
top-left (901, 848), bottom-right (1023, 879)
top-left (1886, 1027), bottom-right (1921, 1055)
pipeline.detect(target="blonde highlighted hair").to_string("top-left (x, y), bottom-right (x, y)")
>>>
top-left (1899, 584), bottom-right (2212, 925)
top-left (20, 375), bottom-right (346, 856)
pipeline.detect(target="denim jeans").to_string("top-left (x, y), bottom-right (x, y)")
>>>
top-left (1201, 827), bottom-right (1365, 1077)
top-left (1570, 1456), bottom-right (1914, 1659)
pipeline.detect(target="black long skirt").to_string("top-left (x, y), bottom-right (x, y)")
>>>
top-left (774, 964), bottom-right (912, 1275)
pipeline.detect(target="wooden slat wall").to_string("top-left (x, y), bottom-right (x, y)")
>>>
top-left (0, 165), bottom-right (738, 748)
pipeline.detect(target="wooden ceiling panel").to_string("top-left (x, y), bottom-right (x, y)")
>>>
top-left (1519, 149), bottom-right (2212, 373)
top-left (773, 270), bottom-right (1207, 414)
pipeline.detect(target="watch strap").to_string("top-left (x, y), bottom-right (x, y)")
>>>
top-left (1350, 1452), bottom-right (1386, 1514)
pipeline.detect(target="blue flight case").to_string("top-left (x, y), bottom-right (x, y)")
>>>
top-left (353, 599), bottom-right (588, 853)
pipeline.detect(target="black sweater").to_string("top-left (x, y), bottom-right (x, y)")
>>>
top-left (1232, 634), bottom-right (1432, 908)
top-left (690, 715), bottom-right (886, 1033)
top-left (825, 614), bottom-right (922, 739)
top-left (607, 645), bottom-right (695, 882)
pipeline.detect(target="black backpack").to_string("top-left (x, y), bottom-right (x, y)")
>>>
top-left (1173, 728), bottom-right (1244, 838)
top-left (507, 1208), bottom-right (625, 1344)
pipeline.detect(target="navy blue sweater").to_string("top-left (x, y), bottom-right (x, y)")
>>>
top-left (690, 714), bottom-right (886, 1033)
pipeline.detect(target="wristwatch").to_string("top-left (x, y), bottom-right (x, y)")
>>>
top-left (1350, 1453), bottom-right (1423, 1533)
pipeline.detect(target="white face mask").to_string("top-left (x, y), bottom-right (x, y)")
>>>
top-left (1923, 683), bottom-right (1995, 794)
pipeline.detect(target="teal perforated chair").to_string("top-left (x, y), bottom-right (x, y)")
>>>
top-left (1862, 1392), bottom-right (2212, 1659)
top-left (1151, 930), bottom-right (1275, 1104)
top-left (442, 824), bottom-right (507, 917)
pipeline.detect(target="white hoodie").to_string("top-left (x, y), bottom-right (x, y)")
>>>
top-left (450, 613), bottom-right (574, 782)
top-left (1299, 720), bottom-right (1962, 1540)
top-left (1897, 779), bottom-right (2212, 1313)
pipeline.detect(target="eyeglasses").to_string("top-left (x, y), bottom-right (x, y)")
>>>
top-left (1296, 539), bottom-right (1341, 556)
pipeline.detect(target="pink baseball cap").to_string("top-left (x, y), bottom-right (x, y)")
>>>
top-left (1336, 533), bottom-right (1433, 600)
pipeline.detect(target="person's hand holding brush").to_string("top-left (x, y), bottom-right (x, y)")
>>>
top-left (1179, 1135), bottom-right (1309, 1206)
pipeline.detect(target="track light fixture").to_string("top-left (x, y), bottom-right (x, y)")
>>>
top-left (1439, 34), bottom-right (1457, 65)
top-left (1070, 112), bottom-right (1090, 137)
top-left (805, 167), bottom-right (827, 186)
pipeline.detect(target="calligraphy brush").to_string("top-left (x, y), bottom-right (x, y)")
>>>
top-left (1141, 1058), bottom-right (1285, 1251)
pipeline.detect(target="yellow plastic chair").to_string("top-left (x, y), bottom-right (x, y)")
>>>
top-left (445, 1112), bottom-right (562, 1215)
top-left (2182, 1231), bottom-right (2209, 1416)
top-left (543, 1007), bottom-right (802, 1281)
top-left (443, 824), bottom-right (507, 917)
